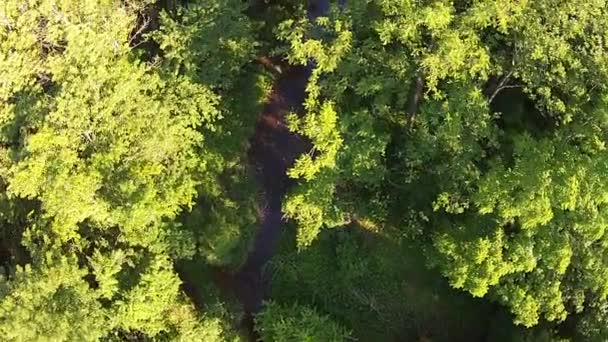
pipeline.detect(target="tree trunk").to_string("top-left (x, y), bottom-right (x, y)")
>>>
top-left (406, 74), bottom-right (425, 127)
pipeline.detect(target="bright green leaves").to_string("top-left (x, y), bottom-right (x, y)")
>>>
top-left (495, 272), bottom-right (569, 327)
top-left (339, 109), bottom-right (390, 183)
top-left (434, 131), bottom-right (608, 325)
top-left (279, 0), bottom-right (499, 245)
top-left (474, 135), bottom-right (555, 228)
top-left (432, 222), bottom-right (511, 298)
top-left (112, 255), bottom-right (181, 335)
top-left (0, 257), bottom-right (108, 342)
top-left (283, 172), bottom-right (348, 248)
top-left (255, 301), bottom-right (351, 342)
top-left (474, 133), bottom-right (608, 230)
top-left (491, 225), bottom-right (572, 326)
top-left (9, 130), bottom-right (105, 243)
top-left (420, 31), bottom-right (491, 93)
top-left (153, 0), bottom-right (258, 88)
top-left (0, 1), bottom-right (48, 103)
top-left (431, 215), bottom-right (575, 327)
top-left (1, 0), bottom-right (220, 250)
top-left (151, 0), bottom-right (264, 268)
top-left (276, 0), bottom-right (608, 333)
top-left (464, 0), bottom-right (528, 33)
top-left (0, 0), bottom-right (261, 339)
top-left (0, 243), bottom-right (224, 341)
top-left (278, 16), bottom-right (352, 75)
top-left (421, 2), bottom-right (453, 33)
top-left (374, 0), bottom-right (492, 95)
top-left (508, 0), bottom-right (608, 121)
top-left (279, 3), bottom-right (397, 247)
top-left (276, 10), bottom-right (354, 247)
top-left (4, 0), bottom-right (608, 338)
top-left (287, 102), bottom-right (342, 181)
top-left (89, 249), bottom-right (128, 300)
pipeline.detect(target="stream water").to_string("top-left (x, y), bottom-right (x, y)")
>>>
top-left (221, 0), bottom-right (330, 339)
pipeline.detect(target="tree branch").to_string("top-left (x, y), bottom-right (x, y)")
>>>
top-left (256, 56), bottom-right (283, 75)
top-left (487, 70), bottom-right (524, 104)
top-left (128, 13), bottom-right (151, 47)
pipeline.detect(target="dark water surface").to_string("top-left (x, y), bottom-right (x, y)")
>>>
top-left (213, 1), bottom-right (330, 339)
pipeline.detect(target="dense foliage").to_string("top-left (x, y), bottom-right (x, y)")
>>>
top-left (0, 0), bottom-right (259, 339)
top-left (3, 0), bottom-right (608, 341)
top-left (255, 301), bottom-right (351, 341)
top-left (279, 0), bottom-right (608, 336)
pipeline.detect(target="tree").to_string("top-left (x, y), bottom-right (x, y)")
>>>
top-left (0, 257), bottom-right (108, 341)
top-left (577, 301), bottom-right (608, 342)
top-left (152, 0), bottom-right (270, 268)
top-left (0, 0), bottom-right (262, 339)
top-left (255, 301), bottom-right (351, 342)
top-left (275, 0), bottom-right (608, 330)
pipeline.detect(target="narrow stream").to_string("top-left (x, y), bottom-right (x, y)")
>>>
top-left (224, 0), bottom-right (330, 339)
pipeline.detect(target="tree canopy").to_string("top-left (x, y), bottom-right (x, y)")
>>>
top-left (1, 0), bottom-right (258, 339)
top-left (3, 0), bottom-right (608, 341)
top-left (277, 0), bottom-right (608, 335)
